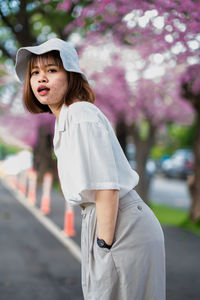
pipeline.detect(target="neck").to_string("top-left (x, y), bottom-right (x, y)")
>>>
top-left (48, 104), bottom-right (62, 120)
top-left (49, 99), bottom-right (81, 119)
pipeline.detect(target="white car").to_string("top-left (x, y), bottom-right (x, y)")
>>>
top-left (161, 149), bottom-right (194, 179)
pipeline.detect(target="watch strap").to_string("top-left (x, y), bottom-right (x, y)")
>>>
top-left (97, 237), bottom-right (112, 249)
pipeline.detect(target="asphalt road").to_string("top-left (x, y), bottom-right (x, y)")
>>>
top-left (149, 175), bottom-right (191, 210)
top-left (1, 176), bottom-right (200, 300)
top-left (164, 226), bottom-right (200, 300)
top-left (0, 181), bottom-right (82, 300)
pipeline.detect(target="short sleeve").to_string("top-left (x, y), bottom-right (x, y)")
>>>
top-left (68, 120), bottom-right (120, 198)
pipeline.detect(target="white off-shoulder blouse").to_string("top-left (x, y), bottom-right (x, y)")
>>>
top-left (53, 101), bottom-right (139, 206)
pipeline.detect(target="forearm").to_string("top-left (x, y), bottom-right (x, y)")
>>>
top-left (95, 190), bottom-right (119, 245)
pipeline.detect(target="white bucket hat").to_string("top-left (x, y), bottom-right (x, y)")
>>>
top-left (15, 38), bottom-right (87, 83)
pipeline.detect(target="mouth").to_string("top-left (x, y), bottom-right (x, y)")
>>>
top-left (37, 86), bottom-right (50, 96)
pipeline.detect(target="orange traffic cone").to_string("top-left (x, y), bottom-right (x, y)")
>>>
top-left (40, 172), bottom-right (52, 215)
top-left (27, 169), bottom-right (37, 205)
top-left (10, 175), bottom-right (17, 188)
top-left (18, 171), bottom-right (27, 195)
top-left (63, 203), bottom-right (76, 237)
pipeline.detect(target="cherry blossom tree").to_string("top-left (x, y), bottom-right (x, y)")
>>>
top-left (181, 64), bottom-right (200, 221)
top-left (61, 0), bottom-right (200, 61)
top-left (0, 0), bottom-right (81, 180)
top-left (58, 0), bottom-right (200, 210)
top-left (88, 46), bottom-right (194, 200)
top-left (1, 0), bottom-right (199, 208)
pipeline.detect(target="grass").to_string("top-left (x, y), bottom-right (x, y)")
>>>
top-left (150, 202), bottom-right (200, 236)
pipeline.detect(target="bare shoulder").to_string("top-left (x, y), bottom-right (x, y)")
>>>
top-left (68, 101), bottom-right (100, 124)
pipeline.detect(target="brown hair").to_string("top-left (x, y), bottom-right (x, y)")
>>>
top-left (23, 50), bottom-right (95, 114)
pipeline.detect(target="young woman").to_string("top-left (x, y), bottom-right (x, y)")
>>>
top-left (15, 38), bottom-right (166, 300)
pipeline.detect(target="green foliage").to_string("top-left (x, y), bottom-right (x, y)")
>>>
top-left (0, 0), bottom-right (93, 62)
top-left (52, 178), bottom-right (62, 193)
top-left (150, 203), bottom-right (188, 225)
top-left (181, 217), bottom-right (200, 236)
top-left (28, 2), bottom-right (75, 40)
top-left (151, 120), bottom-right (196, 159)
top-left (167, 120), bottom-right (197, 149)
top-left (0, 139), bottom-right (21, 159)
top-left (150, 203), bottom-right (200, 236)
top-left (151, 144), bottom-right (170, 160)
top-left (139, 119), bottom-right (150, 141)
top-left (0, 69), bottom-right (6, 76)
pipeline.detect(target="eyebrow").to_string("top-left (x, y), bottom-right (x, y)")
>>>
top-left (32, 63), bottom-right (58, 69)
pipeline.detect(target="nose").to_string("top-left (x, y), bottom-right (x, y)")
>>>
top-left (38, 72), bottom-right (48, 83)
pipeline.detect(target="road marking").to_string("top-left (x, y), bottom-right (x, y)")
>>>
top-left (0, 178), bottom-right (81, 263)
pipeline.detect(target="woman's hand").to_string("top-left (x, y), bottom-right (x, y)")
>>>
top-left (95, 189), bottom-right (119, 246)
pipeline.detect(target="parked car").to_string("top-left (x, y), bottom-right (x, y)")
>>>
top-left (161, 149), bottom-right (194, 179)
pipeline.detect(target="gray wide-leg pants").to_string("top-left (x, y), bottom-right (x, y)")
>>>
top-left (81, 189), bottom-right (166, 300)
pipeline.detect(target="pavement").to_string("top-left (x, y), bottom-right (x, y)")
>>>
top-left (0, 181), bottom-right (82, 300)
top-left (0, 177), bottom-right (200, 300)
top-left (164, 226), bottom-right (200, 300)
top-left (149, 175), bottom-right (191, 210)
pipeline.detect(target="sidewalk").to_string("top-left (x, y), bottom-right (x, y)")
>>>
top-left (0, 181), bottom-right (83, 300)
top-left (1, 179), bottom-right (200, 300)
top-left (164, 226), bottom-right (200, 300)
top-left (35, 186), bottom-right (82, 246)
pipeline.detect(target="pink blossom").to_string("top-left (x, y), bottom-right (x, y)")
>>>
top-left (57, 0), bottom-right (71, 11)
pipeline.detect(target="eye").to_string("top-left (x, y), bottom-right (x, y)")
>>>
top-left (48, 68), bottom-right (57, 73)
top-left (31, 70), bottom-right (39, 76)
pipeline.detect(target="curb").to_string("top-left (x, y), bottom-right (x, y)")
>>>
top-left (0, 177), bottom-right (81, 263)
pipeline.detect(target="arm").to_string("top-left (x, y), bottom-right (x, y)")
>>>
top-left (95, 189), bottom-right (119, 246)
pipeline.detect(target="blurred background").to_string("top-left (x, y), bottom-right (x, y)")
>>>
top-left (1, 0), bottom-right (200, 220)
top-left (0, 1), bottom-right (200, 299)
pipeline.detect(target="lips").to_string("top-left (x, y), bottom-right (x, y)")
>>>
top-left (37, 85), bottom-right (50, 96)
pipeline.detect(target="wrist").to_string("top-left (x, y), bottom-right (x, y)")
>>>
top-left (97, 237), bottom-right (113, 249)
top-left (97, 235), bottom-right (113, 246)
top-left (97, 230), bottom-right (114, 246)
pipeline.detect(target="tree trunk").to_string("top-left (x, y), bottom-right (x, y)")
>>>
top-left (33, 125), bottom-right (57, 185)
top-left (134, 141), bottom-right (152, 203)
top-left (188, 113), bottom-right (200, 221)
top-left (129, 122), bottom-right (156, 203)
top-left (116, 115), bottom-right (128, 157)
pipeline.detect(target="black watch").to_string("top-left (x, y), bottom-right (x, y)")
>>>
top-left (97, 237), bottom-right (112, 249)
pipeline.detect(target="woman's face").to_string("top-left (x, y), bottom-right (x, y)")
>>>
top-left (30, 56), bottom-right (68, 111)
